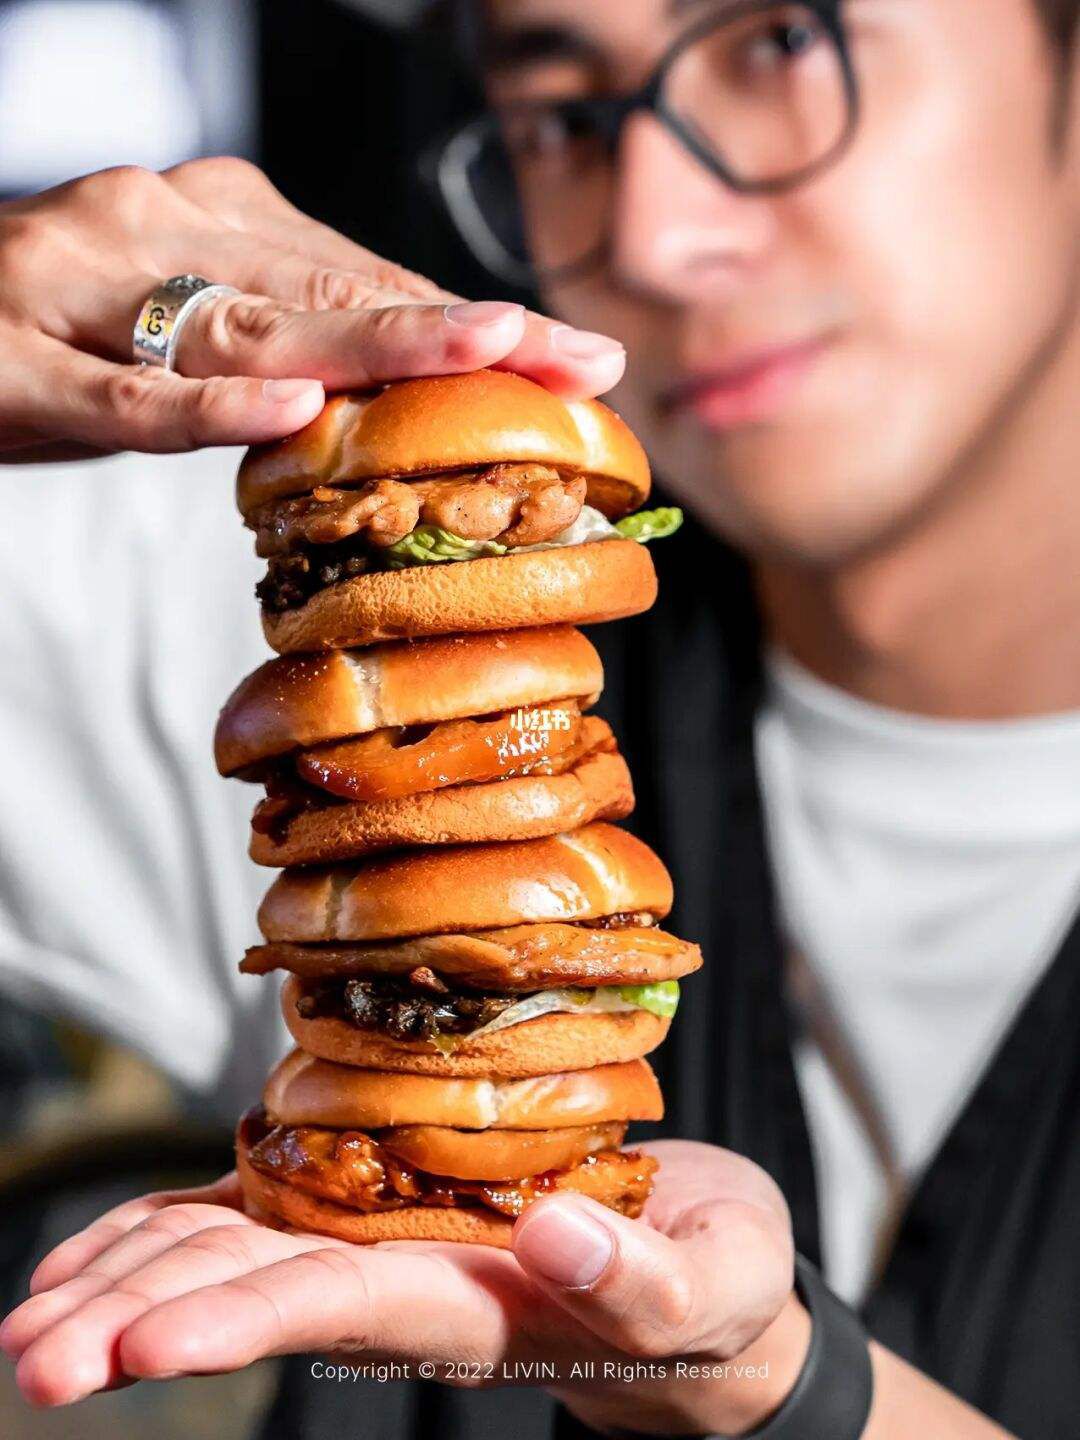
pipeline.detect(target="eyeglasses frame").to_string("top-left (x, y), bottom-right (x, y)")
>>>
top-left (429, 0), bottom-right (860, 287)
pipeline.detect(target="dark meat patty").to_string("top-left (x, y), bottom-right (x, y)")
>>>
top-left (294, 971), bottom-right (517, 1042)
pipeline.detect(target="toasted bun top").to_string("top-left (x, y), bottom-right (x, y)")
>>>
top-left (258, 822), bottom-right (673, 942)
top-left (236, 370), bottom-right (650, 519)
top-left (215, 626), bottom-right (602, 776)
top-left (264, 1048), bottom-right (663, 1130)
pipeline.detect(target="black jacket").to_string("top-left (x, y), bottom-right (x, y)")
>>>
top-left (259, 518), bottom-right (1080, 1440)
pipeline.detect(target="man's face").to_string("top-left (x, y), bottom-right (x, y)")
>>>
top-left (486, 0), bottom-right (1080, 565)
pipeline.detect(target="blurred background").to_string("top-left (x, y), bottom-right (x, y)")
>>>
top-left (0, 0), bottom-right (493, 285)
top-left (0, 2), bottom-right (513, 1434)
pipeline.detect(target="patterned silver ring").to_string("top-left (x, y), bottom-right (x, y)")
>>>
top-left (133, 275), bottom-right (240, 370)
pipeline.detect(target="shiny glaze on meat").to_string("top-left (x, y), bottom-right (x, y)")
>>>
top-left (241, 923), bottom-right (704, 991)
top-left (240, 1108), bottom-right (656, 1219)
top-left (250, 714), bottom-right (613, 842)
top-left (250, 464), bottom-right (587, 557)
top-left (295, 701), bottom-right (588, 802)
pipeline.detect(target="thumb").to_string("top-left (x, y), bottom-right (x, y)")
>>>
top-left (511, 1192), bottom-right (793, 1361)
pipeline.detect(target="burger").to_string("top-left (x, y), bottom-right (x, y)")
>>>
top-left (224, 368), bottom-right (697, 1247)
top-left (245, 823), bottom-right (700, 1076)
top-left (237, 368), bottom-right (681, 654)
top-left (237, 1050), bottom-right (665, 1247)
top-left (214, 626), bottom-right (633, 867)
top-left (235, 824), bottom-right (700, 1245)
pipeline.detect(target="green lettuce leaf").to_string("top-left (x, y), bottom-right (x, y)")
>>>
top-left (466, 980), bottom-right (681, 1039)
top-left (616, 980), bottom-right (681, 1018)
top-left (615, 507), bottom-right (684, 543)
top-left (379, 506), bottom-right (682, 571)
top-left (382, 525), bottom-right (508, 569)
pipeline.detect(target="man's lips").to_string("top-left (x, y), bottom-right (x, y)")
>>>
top-left (660, 335), bottom-right (832, 430)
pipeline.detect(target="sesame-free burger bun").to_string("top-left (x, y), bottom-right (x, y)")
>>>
top-left (237, 370), bottom-right (651, 520)
top-left (262, 536), bottom-right (657, 655)
top-left (249, 743), bottom-right (633, 866)
top-left (264, 1048), bottom-right (663, 1130)
top-left (280, 974), bottom-right (671, 1077)
top-left (258, 823), bottom-right (673, 942)
top-left (215, 627), bottom-right (603, 777)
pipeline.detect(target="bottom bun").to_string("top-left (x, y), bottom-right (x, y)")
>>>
top-left (282, 974), bottom-right (670, 1077)
top-left (249, 746), bottom-right (633, 867)
top-left (262, 539), bottom-right (658, 654)
top-left (237, 1148), bottom-right (514, 1246)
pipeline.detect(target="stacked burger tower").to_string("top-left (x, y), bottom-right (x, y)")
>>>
top-left (215, 369), bottom-right (701, 1246)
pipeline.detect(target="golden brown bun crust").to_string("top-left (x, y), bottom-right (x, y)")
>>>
top-left (262, 540), bottom-right (657, 655)
top-left (265, 1048), bottom-right (663, 1130)
top-left (281, 976), bottom-right (670, 1076)
top-left (237, 1147), bottom-right (515, 1247)
top-left (237, 370), bottom-right (650, 520)
top-left (249, 747), bottom-right (633, 866)
top-left (215, 627), bottom-right (602, 776)
top-left (258, 823), bottom-right (673, 942)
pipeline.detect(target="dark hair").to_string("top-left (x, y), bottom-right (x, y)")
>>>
top-left (1036, 0), bottom-right (1080, 49)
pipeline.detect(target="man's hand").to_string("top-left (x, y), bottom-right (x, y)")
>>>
top-left (0, 1141), bottom-right (809, 1436)
top-left (0, 158), bottom-right (625, 459)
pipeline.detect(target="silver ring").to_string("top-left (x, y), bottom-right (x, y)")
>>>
top-left (133, 275), bottom-right (240, 370)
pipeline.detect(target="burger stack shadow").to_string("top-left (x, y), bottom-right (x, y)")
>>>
top-left (215, 369), bottom-right (701, 1246)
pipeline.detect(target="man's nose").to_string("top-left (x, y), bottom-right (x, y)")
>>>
top-left (607, 112), bottom-right (776, 304)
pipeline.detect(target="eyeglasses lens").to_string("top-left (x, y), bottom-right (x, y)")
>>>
top-left (444, 2), bottom-right (851, 282)
top-left (663, 5), bottom-right (850, 187)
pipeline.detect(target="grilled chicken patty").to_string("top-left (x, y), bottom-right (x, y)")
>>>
top-left (241, 1107), bottom-right (656, 1219)
top-left (251, 464), bottom-right (588, 612)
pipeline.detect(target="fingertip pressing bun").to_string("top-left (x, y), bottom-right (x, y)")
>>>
top-left (215, 626), bottom-right (603, 776)
top-left (261, 539), bottom-right (657, 655)
top-left (264, 1048), bottom-right (663, 1130)
top-left (249, 747), bottom-right (634, 867)
top-left (236, 1147), bottom-right (515, 1247)
top-left (280, 975), bottom-right (671, 1077)
top-left (237, 370), bottom-right (651, 520)
top-left (258, 823), bottom-right (674, 942)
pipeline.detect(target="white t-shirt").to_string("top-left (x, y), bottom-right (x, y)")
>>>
top-left (755, 651), bottom-right (1080, 1303)
top-left (0, 448), bottom-right (286, 1116)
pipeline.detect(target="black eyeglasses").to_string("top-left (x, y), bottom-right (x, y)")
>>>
top-left (430, 0), bottom-right (858, 286)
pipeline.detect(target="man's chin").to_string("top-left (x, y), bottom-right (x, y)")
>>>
top-left (638, 415), bottom-right (926, 567)
top-left (679, 467), bottom-right (933, 571)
